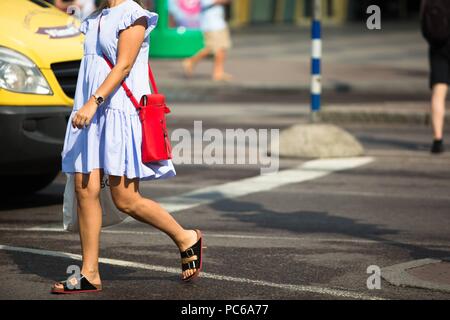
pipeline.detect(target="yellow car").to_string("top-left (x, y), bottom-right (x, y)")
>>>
top-left (0, 0), bottom-right (83, 193)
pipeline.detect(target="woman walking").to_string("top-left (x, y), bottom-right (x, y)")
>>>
top-left (421, 0), bottom-right (450, 154)
top-left (52, 0), bottom-right (203, 293)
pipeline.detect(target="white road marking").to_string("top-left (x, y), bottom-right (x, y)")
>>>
top-left (1, 227), bottom-right (449, 249)
top-left (124, 157), bottom-right (374, 222)
top-left (0, 244), bottom-right (384, 300)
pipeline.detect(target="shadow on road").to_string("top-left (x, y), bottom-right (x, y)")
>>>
top-left (211, 198), bottom-right (450, 261)
top-left (356, 135), bottom-right (430, 151)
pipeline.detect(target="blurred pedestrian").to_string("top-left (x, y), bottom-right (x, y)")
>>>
top-left (182, 0), bottom-right (232, 82)
top-left (421, 0), bottom-right (450, 154)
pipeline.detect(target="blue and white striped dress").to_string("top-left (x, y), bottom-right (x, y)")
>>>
top-left (61, 0), bottom-right (176, 181)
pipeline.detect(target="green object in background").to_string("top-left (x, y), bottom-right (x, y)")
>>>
top-left (250, 0), bottom-right (276, 23)
top-left (150, 0), bottom-right (204, 58)
top-left (283, 0), bottom-right (297, 22)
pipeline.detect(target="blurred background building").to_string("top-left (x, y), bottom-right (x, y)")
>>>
top-left (229, 0), bottom-right (422, 27)
top-left (44, 0), bottom-right (423, 26)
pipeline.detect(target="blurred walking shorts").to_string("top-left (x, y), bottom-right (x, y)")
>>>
top-left (429, 45), bottom-right (450, 88)
top-left (203, 27), bottom-right (232, 53)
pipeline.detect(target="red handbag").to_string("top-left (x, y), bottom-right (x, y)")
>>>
top-left (98, 15), bottom-right (172, 163)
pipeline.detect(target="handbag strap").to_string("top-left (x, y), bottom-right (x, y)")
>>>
top-left (97, 13), bottom-right (159, 110)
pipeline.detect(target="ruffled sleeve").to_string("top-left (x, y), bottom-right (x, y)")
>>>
top-left (118, 8), bottom-right (158, 39)
top-left (79, 18), bottom-right (88, 35)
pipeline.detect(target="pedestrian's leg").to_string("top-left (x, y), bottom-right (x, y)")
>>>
top-left (212, 48), bottom-right (232, 81)
top-left (431, 83), bottom-right (447, 140)
top-left (183, 48), bottom-right (211, 77)
top-left (108, 175), bottom-right (199, 280)
top-left (430, 83), bottom-right (447, 153)
top-left (53, 169), bottom-right (103, 290)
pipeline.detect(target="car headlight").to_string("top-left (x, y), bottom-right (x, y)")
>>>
top-left (0, 47), bottom-right (52, 95)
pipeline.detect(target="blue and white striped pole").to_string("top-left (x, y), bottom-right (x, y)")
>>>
top-left (311, 0), bottom-right (322, 116)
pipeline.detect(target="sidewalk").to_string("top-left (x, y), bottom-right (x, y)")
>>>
top-left (152, 22), bottom-right (429, 96)
top-left (151, 23), bottom-right (437, 124)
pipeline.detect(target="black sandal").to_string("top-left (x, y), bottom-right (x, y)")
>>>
top-left (180, 229), bottom-right (203, 282)
top-left (51, 274), bottom-right (102, 294)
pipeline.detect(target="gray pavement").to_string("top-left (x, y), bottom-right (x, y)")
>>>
top-left (154, 23), bottom-right (429, 99)
top-left (152, 23), bottom-right (438, 125)
top-left (1, 102), bottom-right (450, 300)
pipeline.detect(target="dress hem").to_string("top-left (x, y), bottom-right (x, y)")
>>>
top-left (61, 166), bottom-right (176, 181)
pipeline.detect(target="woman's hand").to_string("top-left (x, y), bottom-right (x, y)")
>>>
top-left (72, 97), bottom-right (98, 129)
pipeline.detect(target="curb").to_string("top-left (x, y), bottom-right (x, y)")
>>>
top-left (319, 111), bottom-right (442, 125)
top-left (320, 108), bottom-right (450, 125)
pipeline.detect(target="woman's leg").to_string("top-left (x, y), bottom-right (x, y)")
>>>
top-left (182, 48), bottom-right (211, 77)
top-left (53, 169), bottom-right (103, 289)
top-left (108, 175), bottom-right (199, 280)
top-left (213, 48), bottom-right (225, 78)
top-left (212, 48), bottom-right (232, 81)
top-left (76, 169), bottom-right (103, 284)
top-left (431, 83), bottom-right (447, 140)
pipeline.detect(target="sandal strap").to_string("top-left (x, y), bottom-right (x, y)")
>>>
top-left (182, 259), bottom-right (200, 271)
top-left (180, 239), bottom-right (201, 259)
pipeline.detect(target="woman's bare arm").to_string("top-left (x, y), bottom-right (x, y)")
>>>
top-left (93, 17), bottom-right (147, 100)
top-left (72, 17), bottom-right (148, 129)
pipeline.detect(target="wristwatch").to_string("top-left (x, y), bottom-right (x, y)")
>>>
top-left (92, 94), bottom-right (104, 106)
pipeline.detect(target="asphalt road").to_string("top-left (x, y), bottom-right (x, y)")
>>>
top-left (1, 102), bottom-right (449, 300)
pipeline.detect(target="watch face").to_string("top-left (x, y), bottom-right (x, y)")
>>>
top-left (97, 96), bottom-right (104, 104)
